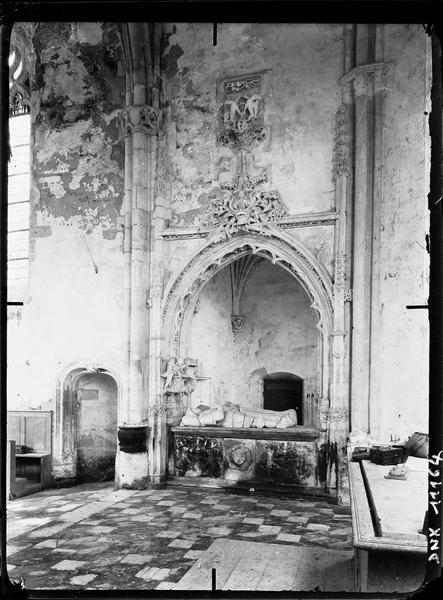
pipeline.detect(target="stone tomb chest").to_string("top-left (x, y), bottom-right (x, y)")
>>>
top-left (169, 426), bottom-right (319, 493)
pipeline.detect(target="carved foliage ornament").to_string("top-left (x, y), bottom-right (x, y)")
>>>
top-left (203, 171), bottom-right (287, 240)
top-left (119, 104), bottom-right (161, 137)
top-left (332, 105), bottom-right (349, 180)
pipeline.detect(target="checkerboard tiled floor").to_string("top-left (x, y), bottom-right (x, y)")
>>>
top-left (7, 482), bottom-right (352, 590)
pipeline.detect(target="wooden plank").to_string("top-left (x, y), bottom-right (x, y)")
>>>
top-left (7, 410), bottom-right (52, 452)
top-left (177, 540), bottom-right (356, 592)
top-left (292, 547), bottom-right (327, 591)
top-left (256, 545), bottom-right (304, 591)
top-left (363, 461), bottom-right (427, 540)
top-left (355, 538), bottom-right (426, 553)
top-left (223, 544), bottom-right (271, 590)
top-left (177, 538), bottom-right (245, 590)
top-left (349, 461), bottom-right (375, 544)
top-left (7, 414), bottom-right (24, 446)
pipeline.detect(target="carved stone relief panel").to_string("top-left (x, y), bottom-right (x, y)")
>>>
top-left (216, 71), bottom-right (271, 151)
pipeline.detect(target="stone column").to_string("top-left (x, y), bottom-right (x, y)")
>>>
top-left (115, 23), bottom-right (162, 488)
top-left (329, 72), bottom-right (352, 501)
top-left (346, 61), bottom-right (385, 434)
top-left (350, 70), bottom-right (372, 432)
top-left (115, 102), bottom-right (161, 488)
top-left (146, 24), bottom-right (168, 486)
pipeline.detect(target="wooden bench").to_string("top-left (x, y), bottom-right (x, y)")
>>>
top-left (7, 410), bottom-right (53, 494)
top-left (15, 453), bottom-right (52, 489)
top-left (348, 457), bottom-right (427, 591)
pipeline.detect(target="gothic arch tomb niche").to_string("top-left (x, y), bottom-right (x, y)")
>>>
top-left (54, 365), bottom-right (119, 484)
top-left (162, 232), bottom-right (332, 379)
top-left (163, 232), bottom-right (334, 492)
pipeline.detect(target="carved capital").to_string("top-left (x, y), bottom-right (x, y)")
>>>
top-left (119, 104), bottom-right (161, 137)
top-left (344, 288), bottom-right (353, 302)
top-left (331, 329), bottom-right (346, 337)
top-left (352, 73), bottom-right (368, 97)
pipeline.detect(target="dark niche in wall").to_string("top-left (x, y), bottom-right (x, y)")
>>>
top-left (263, 372), bottom-right (304, 425)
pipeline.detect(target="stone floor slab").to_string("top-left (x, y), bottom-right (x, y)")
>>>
top-left (11, 481), bottom-right (416, 592)
top-left (276, 533), bottom-right (302, 543)
top-left (306, 523), bottom-right (330, 532)
top-left (70, 574), bottom-right (97, 585)
top-left (270, 509), bottom-right (292, 517)
top-left (258, 525), bottom-right (281, 535)
top-left (242, 517), bottom-right (264, 525)
top-left (51, 559), bottom-right (86, 571)
top-left (168, 539), bottom-right (194, 549)
top-left (120, 554), bottom-right (153, 565)
top-left (155, 530), bottom-right (182, 538)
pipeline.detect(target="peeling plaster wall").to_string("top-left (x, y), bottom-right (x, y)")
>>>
top-left (371, 25), bottom-right (430, 442)
top-left (161, 23), bottom-right (342, 228)
top-left (7, 307), bottom-right (28, 410)
top-left (10, 22), bottom-right (126, 412)
top-left (189, 260), bottom-right (319, 410)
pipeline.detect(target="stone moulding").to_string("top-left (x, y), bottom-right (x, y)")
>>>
top-left (324, 408), bottom-right (350, 422)
top-left (160, 211), bottom-right (338, 240)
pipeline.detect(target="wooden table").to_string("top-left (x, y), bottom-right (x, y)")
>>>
top-left (348, 457), bottom-right (427, 591)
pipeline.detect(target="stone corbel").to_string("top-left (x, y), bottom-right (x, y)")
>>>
top-left (119, 104), bottom-right (161, 138)
top-left (231, 314), bottom-right (244, 333)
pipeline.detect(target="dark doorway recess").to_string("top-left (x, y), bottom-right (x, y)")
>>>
top-left (263, 372), bottom-right (303, 425)
top-left (74, 373), bottom-right (118, 483)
